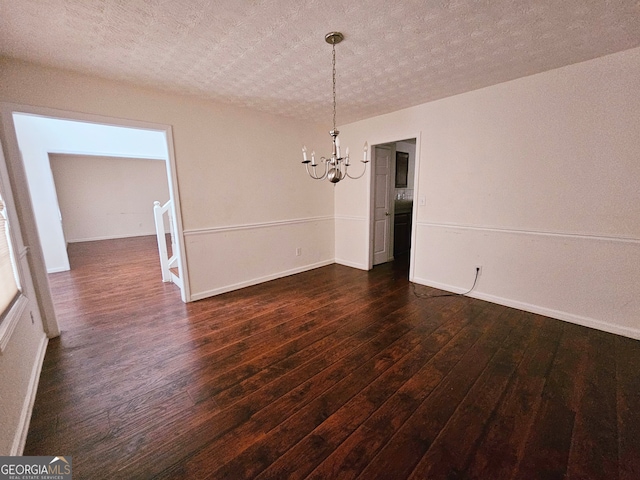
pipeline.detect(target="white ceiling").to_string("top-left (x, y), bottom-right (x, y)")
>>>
top-left (1, 0), bottom-right (639, 124)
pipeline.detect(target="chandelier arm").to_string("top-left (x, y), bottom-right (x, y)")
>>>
top-left (305, 161), bottom-right (328, 180)
top-left (345, 162), bottom-right (369, 180)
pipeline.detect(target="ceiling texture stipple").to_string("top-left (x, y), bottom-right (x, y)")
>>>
top-left (1, 0), bottom-right (639, 124)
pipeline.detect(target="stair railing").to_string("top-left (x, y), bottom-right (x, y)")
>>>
top-left (153, 200), bottom-right (180, 286)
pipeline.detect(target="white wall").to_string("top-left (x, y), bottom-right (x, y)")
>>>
top-left (0, 57), bottom-right (334, 301)
top-left (337, 46), bottom-right (640, 339)
top-left (12, 114), bottom-right (169, 272)
top-left (50, 154), bottom-right (169, 242)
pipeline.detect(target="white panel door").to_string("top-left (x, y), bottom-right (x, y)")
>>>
top-left (373, 145), bottom-right (392, 265)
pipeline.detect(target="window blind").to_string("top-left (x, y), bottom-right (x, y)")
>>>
top-left (0, 197), bottom-right (19, 319)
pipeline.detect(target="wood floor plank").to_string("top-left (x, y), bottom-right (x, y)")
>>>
top-left (512, 322), bottom-right (589, 479)
top-left (37, 275), bottom-right (367, 400)
top-left (463, 315), bottom-right (563, 480)
top-left (514, 399), bottom-right (576, 480)
top-left (253, 299), bottom-right (470, 480)
top-left (39, 298), bottom-right (357, 415)
top-left (139, 304), bottom-right (426, 479)
top-left (565, 329), bottom-right (619, 480)
top-left (208, 311), bottom-right (437, 480)
top-left (617, 335), bottom-right (640, 480)
top-left (22, 236), bottom-right (640, 480)
top-left (346, 305), bottom-right (515, 480)
top-left (406, 309), bottom-right (535, 479)
top-left (311, 306), bottom-right (499, 478)
top-left (188, 285), bottom-right (418, 406)
top-left (306, 301), bottom-right (492, 480)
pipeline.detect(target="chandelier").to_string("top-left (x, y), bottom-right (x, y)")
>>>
top-left (302, 32), bottom-right (369, 183)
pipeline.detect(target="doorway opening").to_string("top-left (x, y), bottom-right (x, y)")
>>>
top-left (0, 104), bottom-right (189, 336)
top-left (370, 138), bottom-right (417, 277)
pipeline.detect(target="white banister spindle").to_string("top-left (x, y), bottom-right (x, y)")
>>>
top-left (153, 200), bottom-right (171, 282)
top-left (168, 207), bottom-right (176, 260)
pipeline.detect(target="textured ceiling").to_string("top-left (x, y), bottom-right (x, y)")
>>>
top-left (1, 0), bottom-right (639, 124)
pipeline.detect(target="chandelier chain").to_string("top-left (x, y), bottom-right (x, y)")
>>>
top-left (301, 32), bottom-right (368, 183)
top-left (332, 42), bottom-right (337, 132)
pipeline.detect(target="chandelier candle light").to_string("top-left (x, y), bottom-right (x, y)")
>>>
top-left (302, 32), bottom-right (369, 183)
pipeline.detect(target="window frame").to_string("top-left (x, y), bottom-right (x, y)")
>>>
top-left (0, 163), bottom-right (28, 354)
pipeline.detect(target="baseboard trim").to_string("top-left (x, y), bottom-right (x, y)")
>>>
top-left (413, 276), bottom-right (640, 340)
top-left (67, 232), bottom-right (157, 243)
top-left (11, 333), bottom-right (48, 455)
top-left (335, 258), bottom-right (369, 270)
top-left (46, 266), bottom-right (69, 274)
top-left (190, 259), bottom-right (335, 301)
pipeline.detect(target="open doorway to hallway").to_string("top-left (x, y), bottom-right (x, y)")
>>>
top-left (0, 104), bottom-right (189, 336)
top-left (370, 138), bottom-right (417, 277)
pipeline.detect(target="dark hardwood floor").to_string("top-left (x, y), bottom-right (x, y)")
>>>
top-left (25, 236), bottom-right (640, 479)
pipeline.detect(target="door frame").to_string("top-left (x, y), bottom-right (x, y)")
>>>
top-left (0, 103), bottom-right (190, 335)
top-left (367, 132), bottom-right (421, 282)
top-left (0, 135), bottom-right (47, 345)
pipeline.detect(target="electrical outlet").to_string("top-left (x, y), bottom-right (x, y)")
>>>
top-left (475, 265), bottom-right (482, 276)
top-left (419, 195), bottom-right (426, 206)
top-left (296, 247), bottom-right (302, 257)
